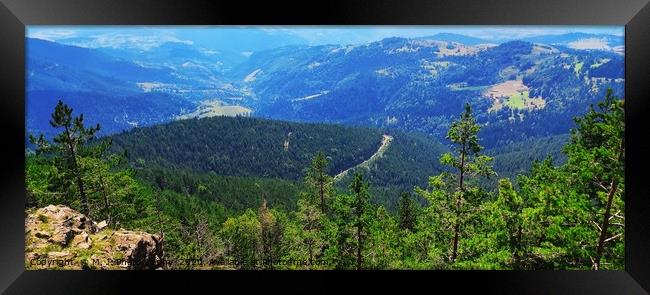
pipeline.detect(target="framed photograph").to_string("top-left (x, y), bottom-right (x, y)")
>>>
top-left (1, 0), bottom-right (649, 293)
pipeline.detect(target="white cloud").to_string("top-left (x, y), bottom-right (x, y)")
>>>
top-left (72, 33), bottom-right (193, 50)
top-left (27, 29), bottom-right (77, 41)
top-left (567, 38), bottom-right (611, 50)
top-left (26, 26), bottom-right (624, 50)
top-left (27, 27), bottom-right (194, 50)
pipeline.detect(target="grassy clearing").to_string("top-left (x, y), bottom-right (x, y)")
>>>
top-left (506, 91), bottom-right (528, 109)
top-left (177, 100), bottom-right (252, 120)
top-left (574, 62), bottom-right (584, 77)
top-left (484, 80), bottom-right (546, 112)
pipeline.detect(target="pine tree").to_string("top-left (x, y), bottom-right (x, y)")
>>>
top-left (367, 205), bottom-right (400, 269)
top-left (259, 198), bottom-right (283, 269)
top-left (221, 209), bottom-right (261, 269)
top-left (350, 172), bottom-right (371, 270)
top-left (565, 89), bottom-right (625, 270)
top-left (398, 192), bottom-right (417, 231)
top-left (295, 197), bottom-right (325, 268)
top-left (495, 178), bottom-right (524, 268)
top-left (432, 103), bottom-right (494, 262)
top-left (515, 156), bottom-right (591, 269)
top-left (306, 152), bottom-right (333, 213)
top-left (30, 100), bottom-right (100, 216)
top-left (327, 193), bottom-right (356, 270)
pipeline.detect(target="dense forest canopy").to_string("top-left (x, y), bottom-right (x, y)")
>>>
top-left (26, 89), bottom-right (624, 270)
top-left (108, 116), bottom-right (385, 180)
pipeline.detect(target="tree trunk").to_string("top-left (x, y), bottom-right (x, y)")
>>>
top-left (319, 179), bottom-right (325, 213)
top-left (593, 180), bottom-right (618, 270)
top-left (451, 150), bottom-right (466, 262)
top-left (451, 222), bottom-right (460, 262)
top-left (99, 174), bottom-right (112, 226)
top-left (357, 204), bottom-right (362, 270)
top-left (64, 126), bottom-right (90, 216)
top-left (357, 223), bottom-right (362, 270)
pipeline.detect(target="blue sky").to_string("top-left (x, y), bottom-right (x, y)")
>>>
top-left (27, 25), bottom-right (624, 50)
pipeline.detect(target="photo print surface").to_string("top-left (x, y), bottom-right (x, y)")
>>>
top-left (24, 26), bottom-right (625, 270)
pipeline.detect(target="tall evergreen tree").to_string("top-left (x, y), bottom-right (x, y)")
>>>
top-left (564, 89), bottom-right (625, 270)
top-left (259, 198), bottom-right (284, 269)
top-left (398, 192), bottom-right (417, 231)
top-left (349, 172), bottom-right (371, 270)
top-left (515, 156), bottom-right (592, 269)
top-left (294, 197), bottom-right (325, 268)
top-left (367, 205), bottom-right (400, 269)
top-left (327, 192), bottom-right (356, 270)
top-left (221, 209), bottom-right (261, 269)
top-left (420, 103), bottom-right (494, 263)
top-left (306, 152), bottom-right (333, 213)
top-left (30, 100), bottom-right (100, 216)
top-left (495, 178), bottom-right (524, 268)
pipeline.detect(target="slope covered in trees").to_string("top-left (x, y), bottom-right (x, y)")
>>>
top-left (27, 35), bottom-right (624, 152)
top-left (486, 134), bottom-right (569, 181)
top-left (109, 116), bottom-right (385, 180)
top-left (229, 38), bottom-right (624, 148)
top-left (108, 116), bottom-right (449, 190)
top-left (26, 89), bottom-right (624, 270)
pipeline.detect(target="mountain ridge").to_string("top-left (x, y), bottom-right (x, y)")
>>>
top-left (27, 35), bottom-right (624, 149)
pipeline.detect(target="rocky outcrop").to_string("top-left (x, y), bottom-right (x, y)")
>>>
top-left (25, 205), bottom-right (163, 270)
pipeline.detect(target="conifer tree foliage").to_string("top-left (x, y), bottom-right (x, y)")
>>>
top-left (306, 152), bottom-right (334, 213)
top-left (258, 198), bottom-right (285, 269)
top-left (27, 100), bottom-right (150, 228)
top-left (494, 178), bottom-right (524, 268)
top-left (366, 205), bottom-right (400, 269)
top-left (30, 100), bottom-right (100, 216)
top-left (417, 103), bottom-right (495, 263)
top-left (327, 192), bottom-right (357, 269)
top-left (398, 192), bottom-right (417, 232)
top-left (349, 172), bottom-right (371, 270)
top-left (564, 89), bottom-right (625, 270)
top-left (221, 209), bottom-right (262, 269)
top-left (291, 197), bottom-right (326, 268)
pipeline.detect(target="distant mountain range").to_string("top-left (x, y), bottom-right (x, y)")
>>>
top-left (226, 37), bottom-right (623, 147)
top-left (37, 28), bottom-right (623, 53)
top-left (26, 32), bottom-right (624, 149)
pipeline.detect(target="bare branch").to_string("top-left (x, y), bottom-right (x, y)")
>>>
top-left (591, 220), bottom-right (602, 232)
top-left (594, 181), bottom-right (608, 191)
top-left (604, 233), bottom-right (623, 243)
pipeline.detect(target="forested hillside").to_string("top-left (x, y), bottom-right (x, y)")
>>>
top-left (108, 116), bottom-right (448, 192)
top-left (109, 116), bottom-right (385, 180)
top-left (27, 35), bottom-right (624, 150)
top-left (26, 90), bottom-right (624, 270)
top-left (487, 134), bottom-right (569, 181)
top-left (228, 38), bottom-right (624, 148)
top-left (26, 90), bottom-right (195, 140)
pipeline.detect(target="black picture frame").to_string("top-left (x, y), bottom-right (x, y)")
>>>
top-left (1, 0), bottom-right (649, 294)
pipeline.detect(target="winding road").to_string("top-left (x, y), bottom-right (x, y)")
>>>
top-left (333, 134), bottom-right (394, 182)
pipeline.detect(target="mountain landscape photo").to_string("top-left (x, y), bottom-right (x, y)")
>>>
top-left (25, 26), bottom-right (625, 270)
